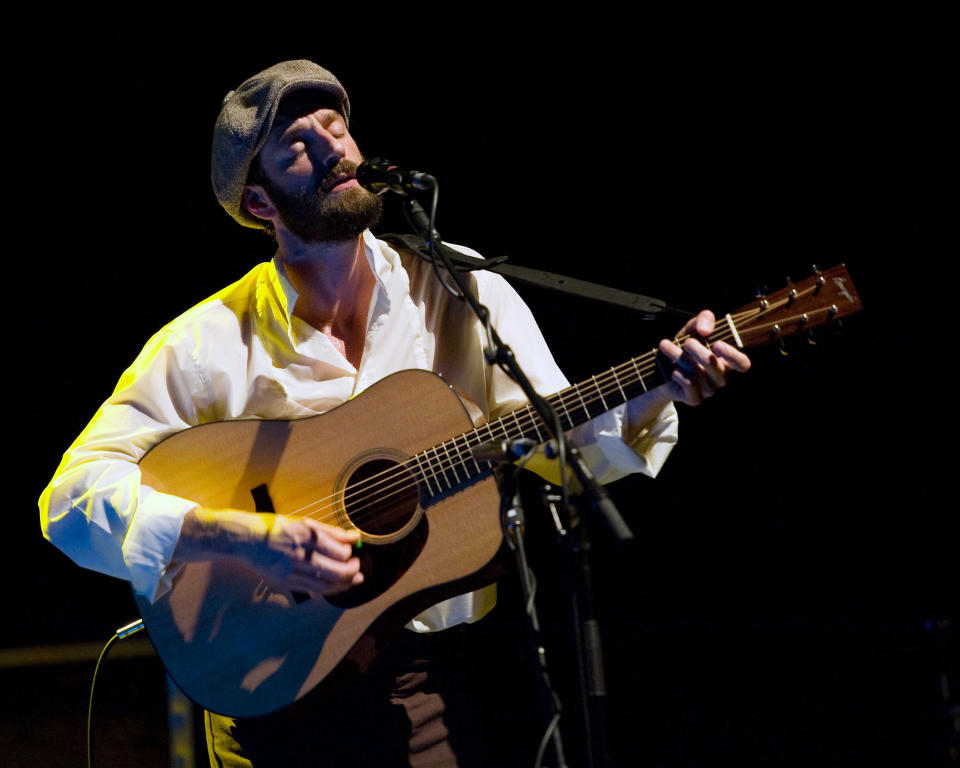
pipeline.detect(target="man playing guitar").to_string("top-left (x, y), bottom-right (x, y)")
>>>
top-left (39, 60), bottom-right (750, 767)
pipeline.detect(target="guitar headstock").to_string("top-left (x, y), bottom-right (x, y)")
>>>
top-left (721, 265), bottom-right (863, 350)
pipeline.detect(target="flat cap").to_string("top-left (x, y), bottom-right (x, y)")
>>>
top-left (211, 60), bottom-right (351, 229)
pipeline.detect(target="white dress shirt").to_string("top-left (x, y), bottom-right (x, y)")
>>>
top-left (39, 231), bottom-right (677, 629)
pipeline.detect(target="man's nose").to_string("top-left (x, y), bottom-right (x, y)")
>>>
top-left (307, 123), bottom-right (346, 165)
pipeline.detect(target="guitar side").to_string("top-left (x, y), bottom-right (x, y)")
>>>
top-left (134, 369), bottom-right (503, 717)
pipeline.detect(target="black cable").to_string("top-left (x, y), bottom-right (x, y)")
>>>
top-left (424, 184), bottom-right (465, 300)
top-left (414, 173), bottom-right (575, 767)
top-left (535, 711), bottom-right (563, 768)
top-left (415, 172), bottom-right (573, 549)
top-left (87, 619), bottom-right (144, 768)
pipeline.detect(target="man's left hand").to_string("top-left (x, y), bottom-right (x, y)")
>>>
top-left (624, 310), bottom-right (751, 442)
top-left (658, 310), bottom-right (751, 405)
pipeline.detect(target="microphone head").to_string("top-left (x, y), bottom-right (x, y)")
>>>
top-left (356, 158), bottom-right (436, 196)
top-left (356, 158), bottom-right (402, 195)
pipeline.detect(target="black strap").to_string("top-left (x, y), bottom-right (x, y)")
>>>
top-left (379, 232), bottom-right (507, 272)
top-left (378, 232), bottom-right (688, 319)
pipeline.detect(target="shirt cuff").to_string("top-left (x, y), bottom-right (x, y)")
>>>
top-left (123, 486), bottom-right (197, 603)
top-left (575, 401), bottom-right (678, 482)
top-left (621, 400), bottom-right (679, 478)
top-left (405, 584), bottom-right (498, 632)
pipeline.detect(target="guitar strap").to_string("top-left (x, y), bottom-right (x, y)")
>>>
top-left (387, 239), bottom-right (490, 427)
top-left (378, 232), bottom-right (688, 319)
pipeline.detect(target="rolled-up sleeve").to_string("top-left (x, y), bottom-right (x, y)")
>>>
top-left (39, 329), bottom-right (210, 602)
top-left (475, 270), bottom-right (678, 483)
top-left (573, 400), bottom-right (678, 482)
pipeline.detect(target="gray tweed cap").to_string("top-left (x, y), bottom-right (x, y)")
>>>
top-left (211, 60), bottom-right (351, 229)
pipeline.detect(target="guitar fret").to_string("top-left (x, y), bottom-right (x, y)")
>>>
top-left (592, 375), bottom-right (608, 411)
top-left (475, 422), bottom-right (494, 461)
top-left (413, 452), bottom-right (436, 497)
top-left (527, 406), bottom-right (543, 442)
top-left (481, 422), bottom-right (496, 444)
top-left (574, 382), bottom-right (591, 421)
top-left (423, 454), bottom-right (439, 496)
top-left (460, 435), bottom-right (475, 477)
top-left (556, 393), bottom-right (574, 429)
top-left (631, 357), bottom-right (648, 392)
top-left (470, 424), bottom-right (495, 473)
top-left (461, 433), bottom-right (483, 475)
top-left (454, 433), bottom-right (477, 478)
top-left (611, 366), bottom-right (627, 404)
top-left (429, 446), bottom-right (451, 490)
top-left (510, 410), bottom-right (525, 441)
top-left (442, 440), bottom-right (461, 484)
top-left (428, 446), bottom-right (446, 491)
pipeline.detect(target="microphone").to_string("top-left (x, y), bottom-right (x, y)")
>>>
top-left (356, 158), bottom-right (436, 196)
top-left (471, 438), bottom-right (538, 463)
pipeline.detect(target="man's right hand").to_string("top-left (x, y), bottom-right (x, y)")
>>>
top-left (173, 508), bottom-right (363, 597)
top-left (258, 514), bottom-right (364, 595)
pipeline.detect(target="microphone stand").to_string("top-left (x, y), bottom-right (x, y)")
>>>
top-left (401, 196), bottom-right (633, 547)
top-left (399, 190), bottom-right (625, 767)
top-left (496, 455), bottom-right (569, 768)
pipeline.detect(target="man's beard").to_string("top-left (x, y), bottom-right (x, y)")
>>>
top-left (266, 159), bottom-right (383, 243)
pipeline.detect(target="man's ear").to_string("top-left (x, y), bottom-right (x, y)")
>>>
top-left (241, 184), bottom-right (278, 222)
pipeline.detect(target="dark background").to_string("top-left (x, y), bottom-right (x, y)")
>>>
top-left (6, 21), bottom-right (955, 767)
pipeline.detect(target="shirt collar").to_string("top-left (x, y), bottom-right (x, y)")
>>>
top-left (270, 256), bottom-right (300, 324)
top-left (363, 229), bottom-right (397, 287)
top-left (269, 229), bottom-right (396, 327)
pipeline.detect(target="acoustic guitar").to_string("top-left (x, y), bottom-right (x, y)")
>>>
top-left (134, 265), bottom-right (862, 717)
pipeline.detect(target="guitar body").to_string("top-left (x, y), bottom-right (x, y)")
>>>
top-left (134, 369), bottom-right (503, 717)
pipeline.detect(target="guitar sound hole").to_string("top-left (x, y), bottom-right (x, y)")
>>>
top-left (345, 458), bottom-right (419, 536)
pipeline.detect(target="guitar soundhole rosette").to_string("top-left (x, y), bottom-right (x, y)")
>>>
top-left (336, 449), bottom-right (422, 544)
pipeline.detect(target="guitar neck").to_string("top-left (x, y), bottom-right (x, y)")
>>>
top-left (512, 350), bottom-right (667, 436)
top-left (410, 263), bottom-right (863, 499)
top-left (410, 347), bottom-right (667, 499)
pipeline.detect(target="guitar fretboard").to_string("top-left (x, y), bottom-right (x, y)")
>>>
top-left (349, 262), bottom-right (863, 513)
top-left (411, 350), bottom-right (669, 499)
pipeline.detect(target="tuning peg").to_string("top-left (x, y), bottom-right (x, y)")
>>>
top-left (781, 276), bottom-right (798, 303)
top-left (767, 323), bottom-right (789, 356)
top-left (807, 330), bottom-right (818, 346)
top-left (809, 265), bottom-right (826, 293)
top-left (755, 286), bottom-right (769, 310)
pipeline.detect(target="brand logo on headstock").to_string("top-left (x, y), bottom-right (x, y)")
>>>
top-left (832, 277), bottom-right (855, 304)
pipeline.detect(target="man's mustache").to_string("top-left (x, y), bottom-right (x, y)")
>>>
top-left (318, 160), bottom-right (359, 195)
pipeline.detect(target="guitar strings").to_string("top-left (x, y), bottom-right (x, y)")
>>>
top-left (291, 294), bottom-right (828, 531)
top-left (289, 307), bottom-right (764, 529)
top-left (286, 323), bottom-right (740, 529)
top-left (295, 316), bottom-right (753, 530)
